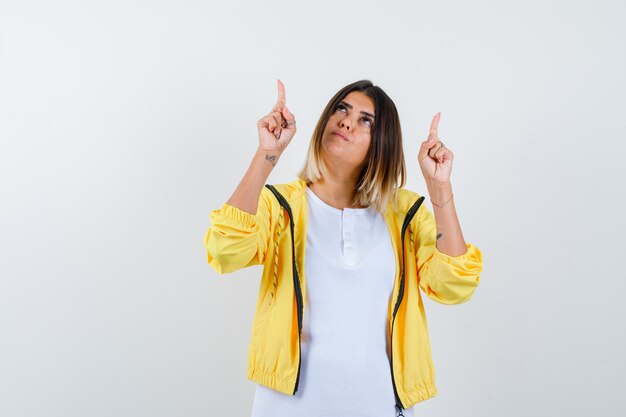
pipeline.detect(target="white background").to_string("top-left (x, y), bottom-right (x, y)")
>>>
top-left (1, 1), bottom-right (625, 416)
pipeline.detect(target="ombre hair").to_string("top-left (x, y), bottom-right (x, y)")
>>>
top-left (297, 80), bottom-right (406, 214)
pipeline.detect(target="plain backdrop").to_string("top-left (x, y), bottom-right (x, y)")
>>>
top-left (1, 1), bottom-right (625, 416)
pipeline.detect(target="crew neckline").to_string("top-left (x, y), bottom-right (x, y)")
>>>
top-left (306, 185), bottom-right (371, 215)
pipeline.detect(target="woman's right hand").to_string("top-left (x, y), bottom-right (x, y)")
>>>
top-left (257, 79), bottom-right (297, 154)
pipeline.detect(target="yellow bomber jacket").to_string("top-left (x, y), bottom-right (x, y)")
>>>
top-left (203, 178), bottom-right (483, 410)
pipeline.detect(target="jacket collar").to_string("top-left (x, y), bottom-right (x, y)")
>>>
top-left (276, 178), bottom-right (419, 216)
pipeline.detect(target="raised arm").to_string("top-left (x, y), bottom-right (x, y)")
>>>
top-left (415, 112), bottom-right (483, 303)
top-left (227, 79), bottom-right (297, 214)
top-left (204, 79), bottom-right (297, 274)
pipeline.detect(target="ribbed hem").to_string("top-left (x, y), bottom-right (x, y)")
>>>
top-left (401, 383), bottom-right (438, 408)
top-left (247, 367), bottom-right (296, 396)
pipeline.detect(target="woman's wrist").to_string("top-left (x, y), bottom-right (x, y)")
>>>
top-left (426, 180), bottom-right (453, 205)
top-left (255, 148), bottom-right (282, 168)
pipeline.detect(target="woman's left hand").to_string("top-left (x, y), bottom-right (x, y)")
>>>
top-left (418, 112), bottom-right (454, 186)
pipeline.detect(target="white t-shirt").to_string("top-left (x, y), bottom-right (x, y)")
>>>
top-left (250, 185), bottom-right (416, 417)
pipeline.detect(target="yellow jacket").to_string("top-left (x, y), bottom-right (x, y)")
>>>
top-left (203, 178), bottom-right (483, 410)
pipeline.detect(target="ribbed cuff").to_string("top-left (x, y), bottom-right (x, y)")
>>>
top-left (213, 202), bottom-right (257, 229)
top-left (433, 242), bottom-right (482, 265)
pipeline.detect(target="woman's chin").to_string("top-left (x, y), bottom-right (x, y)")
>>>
top-left (321, 146), bottom-right (347, 162)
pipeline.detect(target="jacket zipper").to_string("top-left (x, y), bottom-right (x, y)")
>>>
top-left (265, 184), bottom-right (304, 394)
top-left (390, 196), bottom-right (425, 413)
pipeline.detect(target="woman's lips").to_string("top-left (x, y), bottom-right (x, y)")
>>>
top-left (333, 132), bottom-right (348, 141)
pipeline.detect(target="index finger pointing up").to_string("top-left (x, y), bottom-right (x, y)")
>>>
top-left (428, 112), bottom-right (441, 141)
top-left (275, 79), bottom-right (286, 111)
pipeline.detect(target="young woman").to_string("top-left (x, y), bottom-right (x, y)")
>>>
top-left (204, 79), bottom-right (483, 417)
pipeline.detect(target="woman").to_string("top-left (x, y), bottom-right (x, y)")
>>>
top-left (204, 79), bottom-right (483, 417)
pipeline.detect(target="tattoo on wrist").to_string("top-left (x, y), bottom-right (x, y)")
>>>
top-left (436, 233), bottom-right (442, 240)
top-left (264, 154), bottom-right (277, 167)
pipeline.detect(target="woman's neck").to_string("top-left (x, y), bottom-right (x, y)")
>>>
top-left (308, 176), bottom-right (367, 210)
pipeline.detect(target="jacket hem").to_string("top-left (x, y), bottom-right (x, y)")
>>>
top-left (247, 367), bottom-right (296, 396)
top-left (402, 383), bottom-right (438, 408)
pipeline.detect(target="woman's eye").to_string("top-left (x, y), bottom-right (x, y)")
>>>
top-left (335, 104), bottom-right (372, 127)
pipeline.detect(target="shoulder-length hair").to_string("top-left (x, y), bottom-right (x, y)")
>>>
top-left (297, 79), bottom-right (406, 213)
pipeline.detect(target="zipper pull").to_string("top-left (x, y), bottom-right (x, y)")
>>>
top-left (395, 404), bottom-right (405, 417)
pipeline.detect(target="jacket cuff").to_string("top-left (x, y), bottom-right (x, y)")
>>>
top-left (433, 242), bottom-right (482, 265)
top-left (212, 202), bottom-right (257, 229)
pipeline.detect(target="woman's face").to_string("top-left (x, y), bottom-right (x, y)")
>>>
top-left (321, 91), bottom-right (375, 174)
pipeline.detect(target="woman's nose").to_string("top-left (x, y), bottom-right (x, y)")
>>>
top-left (340, 117), bottom-right (351, 130)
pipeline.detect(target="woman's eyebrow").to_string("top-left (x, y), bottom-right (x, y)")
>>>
top-left (339, 101), bottom-right (375, 119)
